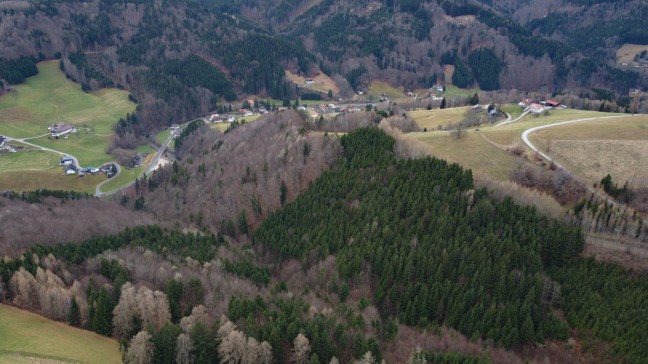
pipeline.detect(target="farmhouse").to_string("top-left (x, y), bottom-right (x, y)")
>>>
top-left (529, 103), bottom-right (545, 114)
top-left (545, 100), bottom-right (560, 108)
top-left (518, 98), bottom-right (534, 108)
top-left (209, 114), bottom-right (223, 123)
top-left (51, 124), bottom-right (76, 138)
top-left (0, 136), bottom-right (5, 147)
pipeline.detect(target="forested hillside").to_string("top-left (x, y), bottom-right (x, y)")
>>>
top-left (1, 0), bottom-right (647, 148)
top-left (214, 0), bottom-right (647, 100)
top-left (0, 0), bottom-right (312, 146)
top-left (134, 110), bottom-right (342, 233)
top-left (1, 127), bottom-right (648, 362)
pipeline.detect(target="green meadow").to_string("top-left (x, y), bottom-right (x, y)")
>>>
top-left (0, 60), bottom-right (138, 192)
top-left (0, 304), bottom-right (121, 364)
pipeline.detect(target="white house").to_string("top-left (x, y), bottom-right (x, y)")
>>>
top-left (51, 124), bottom-right (77, 138)
top-left (529, 103), bottom-right (545, 114)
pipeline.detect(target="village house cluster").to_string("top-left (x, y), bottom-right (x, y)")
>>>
top-left (60, 155), bottom-right (115, 178)
top-left (518, 99), bottom-right (564, 114)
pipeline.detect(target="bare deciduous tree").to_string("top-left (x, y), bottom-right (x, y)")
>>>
top-left (113, 282), bottom-right (138, 337)
top-left (175, 333), bottom-right (194, 364)
top-left (291, 333), bottom-right (311, 364)
top-left (259, 341), bottom-right (273, 364)
top-left (218, 329), bottom-right (246, 364)
top-left (126, 331), bottom-right (154, 364)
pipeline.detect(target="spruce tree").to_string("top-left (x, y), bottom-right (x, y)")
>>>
top-left (68, 297), bottom-right (81, 327)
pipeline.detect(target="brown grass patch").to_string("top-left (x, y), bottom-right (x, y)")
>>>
top-left (531, 115), bottom-right (648, 140)
top-left (616, 44), bottom-right (648, 64)
top-left (533, 139), bottom-right (648, 188)
top-left (0, 107), bottom-right (34, 124)
top-left (408, 107), bottom-right (469, 130)
top-left (285, 69), bottom-right (339, 94)
top-left (410, 131), bottom-right (522, 181)
top-left (443, 65), bottom-right (455, 85)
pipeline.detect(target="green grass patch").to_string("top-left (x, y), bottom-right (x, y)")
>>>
top-left (155, 129), bottom-right (172, 146)
top-left (0, 168), bottom-right (105, 193)
top-left (28, 133), bottom-right (113, 167)
top-left (99, 165), bottom-right (146, 193)
top-left (0, 304), bottom-right (120, 364)
top-left (410, 131), bottom-right (522, 181)
top-left (0, 150), bottom-right (59, 173)
top-left (368, 80), bottom-right (405, 99)
top-left (0, 60), bottom-right (135, 139)
top-left (444, 85), bottom-right (480, 99)
top-left (0, 60), bottom-right (136, 193)
top-left (500, 103), bottom-right (524, 120)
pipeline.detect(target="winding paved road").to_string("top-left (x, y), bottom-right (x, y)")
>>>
top-left (4, 126), bottom-right (181, 197)
top-left (95, 127), bottom-right (182, 196)
top-left (495, 109), bottom-right (530, 127)
top-left (5, 135), bottom-right (81, 169)
top-left (520, 114), bottom-right (639, 210)
top-left (520, 115), bottom-right (631, 170)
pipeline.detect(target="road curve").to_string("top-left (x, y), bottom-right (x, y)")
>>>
top-left (520, 115), bottom-right (631, 169)
top-left (495, 109), bottom-right (530, 127)
top-left (145, 128), bottom-right (181, 176)
top-left (95, 163), bottom-right (122, 196)
top-left (520, 114), bottom-right (637, 209)
top-left (5, 136), bottom-right (81, 169)
top-left (95, 127), bottom-right (181, 197)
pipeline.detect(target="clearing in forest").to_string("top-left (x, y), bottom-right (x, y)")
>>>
top-left (616, 44), bottom-right (648, 64)
top-left (285, 69), bottom-right (339, 95)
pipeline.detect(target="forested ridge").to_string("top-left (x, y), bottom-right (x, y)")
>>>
top-left (256, 128), bottom-right (583, 348)
top-left (0, 0), bottom-right (312, 147)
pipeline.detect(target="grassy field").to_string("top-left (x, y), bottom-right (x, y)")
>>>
top-left (285, 69), bottom-right (340, 94)
top-left (480, 109), bottom-right (623, 147)
top-left (528, 115), bottom-right (648, 187)
top-left (155, 129), bottom-right (172, 145)
top-left (28, 133), bottom-right (114, 167)
top-left (0, 60), bottom-right (135, 139)
top-left (0, 304), bottom-right (121, 364)
top-left (0, 150), bottom-right (60, 173)
top-left (0, 60), bottom-right (136, 192)
top-left (500, 104), bottom-right (524, 120)
top-left (0, 168), bottom-right (105, 193)
top-left (409, 131), bottom-right (522, 181)
top-left (616, 43), bottom-right (648, 64)
top-left (368, 80), bottom-right (405, 99)
top-left (405, 108), bottom-right (631, 184)
top-left (444, 85), bottom-right (480, 99)
top-left (408, 107), bottom-right (469, 130)
top-left (99, 165), bottom-right (146, 193)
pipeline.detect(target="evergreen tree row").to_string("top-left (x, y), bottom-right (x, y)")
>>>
top-left (0, 56), bottom-right (38, 84)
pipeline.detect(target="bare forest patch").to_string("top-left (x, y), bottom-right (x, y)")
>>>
top-left (443, 15), bottom-right (477, 25)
